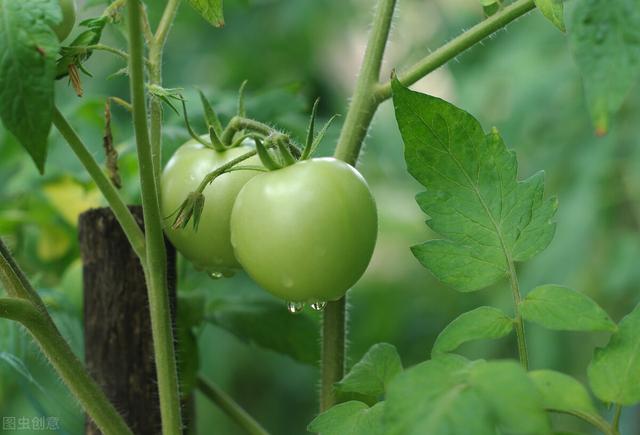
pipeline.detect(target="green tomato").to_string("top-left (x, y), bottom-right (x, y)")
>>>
top-left (53, 0), bottom-right (76, 42)
top-left (230, 157), bottom-right (378, 303)
top-left (161, 140), bottom-right (262, 275)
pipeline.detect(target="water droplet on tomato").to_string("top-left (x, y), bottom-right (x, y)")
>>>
top-left (287, 301), bottom-right (304, 314)
top-left (310, 301), bottom-right (327, 311)
top-left (208, 271), bottom-right (224, 280)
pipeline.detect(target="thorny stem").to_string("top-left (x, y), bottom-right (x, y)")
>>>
top-left (127, 1), bottom-right (182, 434)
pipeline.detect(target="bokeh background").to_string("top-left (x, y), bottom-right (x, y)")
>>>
top-left (1, 0), bottom-right (639, 434)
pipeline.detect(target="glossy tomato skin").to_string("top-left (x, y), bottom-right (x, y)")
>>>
top-left (161, 140), bottom-right (262, 275)
top-left (53, 0), bottom-right (76, 42)
top-left (230, 157), bottom-right (378, 302)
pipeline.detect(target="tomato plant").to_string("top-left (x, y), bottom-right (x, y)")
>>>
top-left (161, 139), bottom-right (262, 276)
top-left (1, 0), bottom-right (640, 434)
top-left (231, 157), bottom-right (378, 304)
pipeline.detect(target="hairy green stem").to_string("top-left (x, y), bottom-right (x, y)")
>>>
top-left (0, 240), bottom-right (46, 311)
top-left (375, 0), bottom-right (536, 101)
top-left (197, 377), bottom-right (270, 435)
top-left (323, 0), bottom-right (539, 411)
top-left (127, 2), bottom-right (182, 434)
top-left (333, 0), bottom-right (397, 164)
top-left (221, 116), bottom-right (275, 145)
top-left (508, 261), bottom-right (529, 370)
top-left (548, 409), bottom-right (618, 435)
top-left (321, 0), bottom-right (397, 412)
top-left (320, 297), bottom-right (347, 412)
top-left (0, 296), bottom-right (132, 433)
top-left (148, 0), bottom-right (182, 185)
top-left (52, 106), bottom-right (147, 262)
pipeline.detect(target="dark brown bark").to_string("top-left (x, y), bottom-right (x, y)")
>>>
top-left (79, 206), bottom-right (177, 435)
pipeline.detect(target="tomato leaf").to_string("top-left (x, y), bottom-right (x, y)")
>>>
top-left (206, 297), bottom-right (320, 365)
top-left (432, 306), bottom-right (513, 356)
top-left (385, 356), bottom-right (550, 435)
top-left (534, 0), bottom-right (565, 32)
top-left (520, 285), bottom-right (616, 332)
top-left (529, 370), bottom-right (599, 418)
top-left (392, 78), bottom-right (557, 292)
top-left (588, 303), bottom-right (640, 405)
top-left (187, 0), bottom-right (224, 28)
top-left (570, 0), bottom-right (640, 135)
top-left (335, 343), bottom-right (403, 401)
top-left (308, 401), bottom-right (384, 435)
top-left (0, 0), bottom-right (61, 174)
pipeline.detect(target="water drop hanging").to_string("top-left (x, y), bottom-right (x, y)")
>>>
top-left (310, 301), bottom-right (327, 311)
top-left (208, 271), bottom-right (224, 280)
top-left (287, 301), bottom-right (304, 314)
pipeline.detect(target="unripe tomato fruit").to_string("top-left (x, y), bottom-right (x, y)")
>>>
top-left (53, 0), bottom-right (76, 42)
top-left (230, 158), bottom-right (378, 302)
top-left (161, 140), bottom-right (262, 276)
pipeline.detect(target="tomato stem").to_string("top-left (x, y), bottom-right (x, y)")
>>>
top-left (127, 2), bottom-right (183, 434)
top-left (612, 404), bottom-right (623, 433)
top-left (0, 266), bottom-right (133, 434)
top-left (546, 408), bottom-right (619, 435)
top-left (374, 0), bottom-right (536, 102)
top-left (221, 116), bottom-right (275, 145)
top-left (52, 106), bottom-right (147, 262)
top-left (322, 0), bottom-right (397, 412)
top-left (197, 376), bottom-right (271, 435)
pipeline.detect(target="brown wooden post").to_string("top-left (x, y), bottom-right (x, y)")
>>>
top-left (78, 206), bottom-right (177, 435)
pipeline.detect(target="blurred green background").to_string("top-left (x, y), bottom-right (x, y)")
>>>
top-left (0, 0), bottom-right (639, 434)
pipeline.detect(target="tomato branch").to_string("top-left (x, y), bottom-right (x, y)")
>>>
top-left (0, 265), bottom-right (132, 434)
top-left (127, 1), bottom-right (183, 434)
top-left (374, 0), bottom-right (536, 102)
top-left (547, 408), bottom-right (618, 435)
top-left (197, 376), bottom-right (271, 435)
top-left (221, 116), bottom-right (276, 145)
top-left (148, 0), bottom-right (183, 184)
top-left (324, 0), bottom-right (397, 412)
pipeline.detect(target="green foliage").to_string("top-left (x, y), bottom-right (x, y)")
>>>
top-left (188, 0), bottom-right (225, 27)
top-left (432, 306), bottom-right (513, 356)
top-left (520, 285), bottom-right (616, 332)
top-left (385, 356), bottom-right (549, 435)
top-left (0, 0), bottom-right (61, 173)
top-left (529, 370), bottom-right (598, 418)
top-left (392, 78), bottom-right (557, 292)
top-left (205, 296), bottom-right (320, 365)
top-left (534, 0), bottom-right (565, 32)
top-left (570, 0), bottom-right (640, 135)
top-left (308, 401), bottom-right (384, 435)
top-left (335, 343), bottom-right (403, 401)
top-left (588, 303), bottom-right (640, 405)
